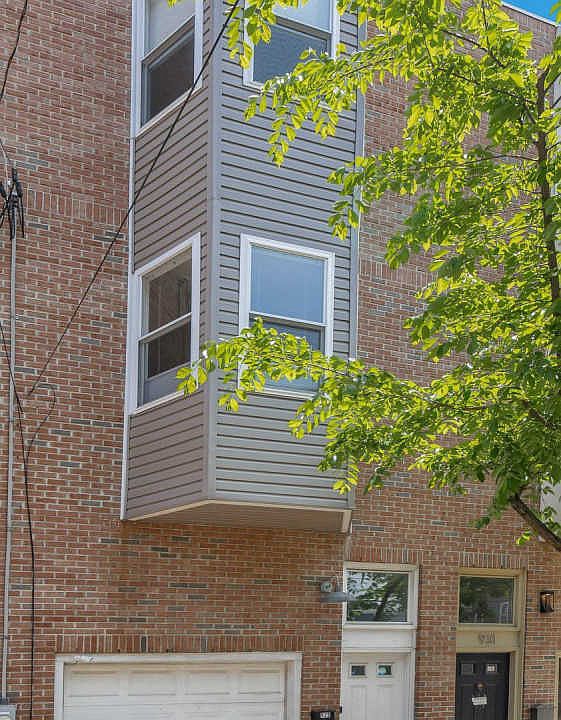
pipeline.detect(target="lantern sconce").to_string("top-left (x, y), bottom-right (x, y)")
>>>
top-left (319, 578), bottom-right (349, 604)
top-left (540, 590), bottom-right (555, 614)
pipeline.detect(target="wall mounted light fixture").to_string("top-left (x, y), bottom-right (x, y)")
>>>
top-left (319, 579), bottom-right (349, 604)
top-left (540, 590), bottom-right (555, 613)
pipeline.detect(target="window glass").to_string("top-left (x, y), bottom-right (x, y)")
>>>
top-left (146, 0), bottom-right (195, 51)
top-left (274, 0), bottom-right (332, 31)
top-left (346, 571), bottom-right (409, 623)
top-left (459, 576), bottom-right (514, 624)
top-left (143, 30), bottom-right (194, 122)
top-left (147, 260), bottom-right (191, 332)
top-left (253, 24), bottom-right (327, 83)
top-left (251, 246), bottom-right (325, 323)
top-left (139, 253), bottom-right (192, 404)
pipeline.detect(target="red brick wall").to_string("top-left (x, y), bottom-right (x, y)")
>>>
top-left (0, 1), bottom-right (558, 719)
top-left (356, 7), bottom-right (561, 719)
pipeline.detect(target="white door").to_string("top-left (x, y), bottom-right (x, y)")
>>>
top-left (341, 654), bottom-right (410, 720)
top-left (62, 661), bottom-right (286, 719)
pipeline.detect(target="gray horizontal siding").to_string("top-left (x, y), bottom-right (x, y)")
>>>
top-left (126, 393), bottom-right (206, 518)
top-left (125, 4), bottom-right (213, 521)
top-left (213, 7), bottom-right (358, 510)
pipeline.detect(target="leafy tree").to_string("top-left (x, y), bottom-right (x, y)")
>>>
top-left (177, 0), bottom-right (561, 551)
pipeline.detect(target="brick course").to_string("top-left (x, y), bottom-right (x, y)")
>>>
top-left (0, 1), bottom-right (558, 719)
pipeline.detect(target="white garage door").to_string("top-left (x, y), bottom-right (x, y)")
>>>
top-left (63, 661), bottom-right (286, 720)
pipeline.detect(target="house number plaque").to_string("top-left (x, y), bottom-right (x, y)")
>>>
top-left (472, 696), bottom-right (488, 707)
top-left (477, 631), bottom-right (496, 647)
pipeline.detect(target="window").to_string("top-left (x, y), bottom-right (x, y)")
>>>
top-left (139, 0), bottom-right (201, 124)
top-left (252, 0), bottom-right (336, 83)
top-left (346, 569), bottom-right (410, 623)
top-left (240, 236), bottom-right (334, 393)
top-left (459, 576), bottom-right (515, 625)
top-left (133, 236), bottom-right (200, 408)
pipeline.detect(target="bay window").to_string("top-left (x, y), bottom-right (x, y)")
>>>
top-left (133, 235), bottom-right (200, 408)
top-left (140, 0), bottom-right (202, 124)
top-left (240, 235), bottom-right (334, 393)
top-left (252, 0), bottom-right (337, 83)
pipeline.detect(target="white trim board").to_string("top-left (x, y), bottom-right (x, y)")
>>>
top-left (54, 651), bottom-right (302, 720)
top-left (243, 0), bottom-right (341, 87)
top-left (239, 232), bottom-right (335, 355)
top-left (132, 0), bottom-right (204, 133)
top-left (126, 232), bottom-right (201, 416)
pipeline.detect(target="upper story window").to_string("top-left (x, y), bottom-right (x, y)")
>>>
top-left (240, 235), bottom-right (334, 394)
top-left (132, 235), bottom-right (200, 409)
top-left (140, 0), bottom-right (202, 125)
top-left (345, 568), bottom-right (413, 624)
top-left (251, 0), bottom-right (337, 84)
top-left (459, 575), bottom-right (515, 625)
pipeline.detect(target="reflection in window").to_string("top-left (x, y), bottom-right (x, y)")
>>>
top-left (139, 254), bottom-right (192, 404)
top-left (141, 0), bottom-right (197, 123)
top-left (346, 571), bottom-right (409, 623)
top-left (249, 244), bottom-right (328, 392)
top-left (252, 0), bottom-right (333, 82)
top-left (459, 576), bottom-right (514, 624)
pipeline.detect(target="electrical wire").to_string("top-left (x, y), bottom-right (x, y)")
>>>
top-left (0, 4), bottom-right (241, 717)
top-left (29, 0), bottom-right (241, 397)
top-left (1, 321), bottom-right (57, 720)
top-left (0, 0), bottom-right (30, 103)
top-left (0, 320), bottom-right (23, 415)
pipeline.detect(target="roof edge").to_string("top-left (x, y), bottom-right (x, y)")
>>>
top-left (502, 1), bottom-right (558, 27)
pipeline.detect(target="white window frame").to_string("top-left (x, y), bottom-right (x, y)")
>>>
top-left (343, 563), bottom-right (419, 628)
top-left (127, 234), bottom-right (200, 415)
top-left (239, 234), bottom-right (335, 398)
top-left (54, 652), bottom-right (302, 720)
top-left (244, 0), bottom-right (340, 88)
top-left (132, 0), bottom-right (203, 134)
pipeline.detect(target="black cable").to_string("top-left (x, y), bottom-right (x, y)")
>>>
top-left (0, 319), bottom-right (24, 415)
top-left (0, 0), bottom-right (29, 103)
top-left (29, 0), bottom-right (241, 397)
top-left (0, 320), bottom-right (56, 720)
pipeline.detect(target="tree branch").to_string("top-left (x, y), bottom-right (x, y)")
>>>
top-left (510, 494), bottom-right (561, 552)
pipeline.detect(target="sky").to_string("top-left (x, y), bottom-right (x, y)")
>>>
top-left (509, 0), bottom-right (556, 19)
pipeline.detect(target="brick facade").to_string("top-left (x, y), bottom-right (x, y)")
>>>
top-left (0, 1), bottom-right (558, 719)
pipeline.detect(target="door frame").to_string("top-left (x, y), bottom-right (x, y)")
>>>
top-left (455, 568), bottom-right (526, 720)
top-left (341, 650), bottom-right (415, 720)
top-left (54, 651), bottom-right (302, 720)
top-left (455, 651), bottom-right (511, 720)
top-left (554, 652), bottom-right (561, 720)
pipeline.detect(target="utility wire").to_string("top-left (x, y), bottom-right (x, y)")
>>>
top-left (29, 0), bottom-right (241, 396)
top-left (0, 322), bottom-right (55, 720)
top-left (0, 0), bottom-right (30, 104)
top-left (0, 0), bottom-right (30, 168)
top-left (0, 320), bottom-right (23, 414)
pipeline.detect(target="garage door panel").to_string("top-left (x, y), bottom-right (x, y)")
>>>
top-left (185, 669), bottom-right (233, 694)
top-left (65, 668), bottom-right (122, 698)
top-left (128, 669), bottom-right (178, 695)
top-left (63, 661), bottom-right (287, 719)
top-left (239, 667), bottom-right (284, 694)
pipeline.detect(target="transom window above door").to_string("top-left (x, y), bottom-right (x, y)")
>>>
top-left (240, 235), bottom-right (334, 394)
top-left (345, 568), bottom-right (416, 624)
top-left (251, 0), bottom-right (337, 83)
top-left (459, 575), bottom-right (516, 625)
